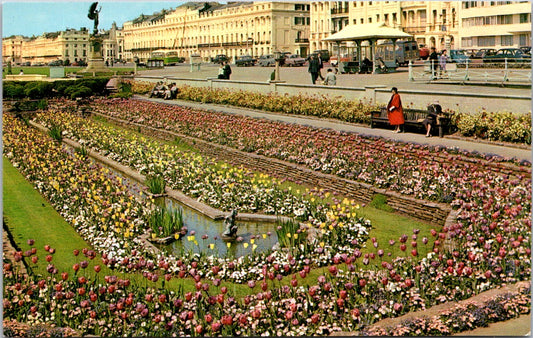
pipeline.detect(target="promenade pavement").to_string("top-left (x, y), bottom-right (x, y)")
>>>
top-left (137, 62), bottom-right (531, 105)
top-left (138, 95), bottom-right (531, 162)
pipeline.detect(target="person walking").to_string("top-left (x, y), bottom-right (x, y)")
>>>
top-left (223, 61), bottom-right (232, 80)
top-left (429, 47), bottom-right (438, 78)
top-left (317, 54), bottom-right (325, 81)
top-left (308, 55), bottom-right (320, 84)
top-left (386, 87), bottom-right (405, 133)
top-left (323, 68), bottom-right (337, 85)
top-left (439, 49), bottom-right (447, 77)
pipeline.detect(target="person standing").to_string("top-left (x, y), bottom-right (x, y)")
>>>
top-left (439, 49), bottom-right (447, 77)
top-left (308, 55), bottom-right (320, 84)
top-left (386, 87), bottom-right (405, 133)
top-left (429, 47), bottom-right (438, 78)
top-left (223, 61), bottom-right (232, 80)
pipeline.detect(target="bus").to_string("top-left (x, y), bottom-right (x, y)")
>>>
top-left (375, 40), bottom-right (419, 67)
top-left (150, 50), bottom-right (185, 66)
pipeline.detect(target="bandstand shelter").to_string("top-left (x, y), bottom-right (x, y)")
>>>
top-left (324, 22), bottom-right (413, 74)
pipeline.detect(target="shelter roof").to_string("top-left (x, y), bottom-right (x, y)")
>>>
top-left (324, 23), bottom-right (412, 42)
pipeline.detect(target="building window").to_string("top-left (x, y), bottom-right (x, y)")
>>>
top-left (361, 18), bottom-right (364, 24)
top-left (376, 14), bottom-right (380, 22)
top-left (501, 35), bottom-right (513, 46)
top-left (519, 33), bottom-right (531, 46)
top-left (462, 37), bottom-right (473, 47)
top-left (520, 13), bottom-right (530, 23)
top-left (478, 36), bottom-right (495, 46)
top-left (353, 19), bottom-right (357, 24)
top-left (368, 17), bottom-right (372, 23)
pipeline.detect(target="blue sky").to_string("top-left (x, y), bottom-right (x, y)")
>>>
top-left (2, 1), bottom-right (183, 37)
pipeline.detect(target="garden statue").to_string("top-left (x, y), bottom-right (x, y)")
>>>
top-left (221, 209), bottom-right (238, 239)
top-left (88, 2), bottom-right (101, 36)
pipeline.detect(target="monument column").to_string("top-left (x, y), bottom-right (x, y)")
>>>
top-left (82, 2), bottom-right (108, 73)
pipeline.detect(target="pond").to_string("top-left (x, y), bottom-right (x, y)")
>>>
top-left (70, 146), bottom-right (279, 258)
top-left (155, 197), bottom-right (279, 258)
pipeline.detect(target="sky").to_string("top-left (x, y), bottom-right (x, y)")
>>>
top-left (2, 1), bottom-right (184, 37)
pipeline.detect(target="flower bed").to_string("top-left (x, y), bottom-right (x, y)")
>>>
top-left (3, 99), bottom-right (531, 336)
top-left (130, 81), bottom-right (532, 144)
top-left (363, 285), bottom-right (531, 336)
top-left (4, 113), bottom-right (372, 284)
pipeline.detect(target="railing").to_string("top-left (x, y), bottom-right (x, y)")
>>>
top-left (330, 7), bottom-right (349, 14)
top-left (295, 38), bottom-right (309, 43)
top-left (408, 59), bottom-right (531, 85)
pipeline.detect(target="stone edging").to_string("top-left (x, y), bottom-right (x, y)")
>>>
top-left (92, 111), bottom-right (452, 226)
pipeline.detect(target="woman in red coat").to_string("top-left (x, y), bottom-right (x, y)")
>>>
top-left (386, 87), bottom-right (405, 133)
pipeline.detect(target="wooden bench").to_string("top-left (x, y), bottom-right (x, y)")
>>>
top-left (370, 107), bottom-right (451, 137)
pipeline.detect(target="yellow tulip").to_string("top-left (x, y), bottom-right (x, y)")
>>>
top-left (262, 234), bottom-right (267, 239)
top-left (287, 233), bottom-right (292, 238)
top-left (151, 233), bottom-right (156, 239)
top-left (209, 243), bottom-right (215, 250)
top-left (244, 243), bottom-right (249, 248)
top-left (227, 242), bottom-right (231, 248)
top-left (250, 239), bottom-right (255, 244)
top-left (252, 244), bottom-right (257, 251)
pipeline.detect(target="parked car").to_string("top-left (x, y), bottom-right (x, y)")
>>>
top-left (472, 48), bottom-right (497, 59)
top-left (72, 60), bottom-right (87, 67)
top-left (419, 45), bottom-right (430, 60)
top-left (235, 55), bottom-right (257, 66)
top-left (212, 54), bottom-right (229, 64)
top-left (32, 62), bottom-right (45, 66)
top-left (330, 53), bottom-right (355, 67)
top-left (483, 48), bottom-right (531, 63)
top-left (283, 54), bottom-right (306, 67)
top-left (258, 54), bottom-right (275, 67)
top-left (48, 60), bottom-right (63, 66)
top-left (311, 49), bottom-right (330, 62)
top-left (449, 49), bottom-right (471, 64)
top-left (21, 61), bottom-right (31, 66)
top-left (519, 46), bottom-right (531, 55)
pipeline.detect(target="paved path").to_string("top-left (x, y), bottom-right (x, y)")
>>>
top-left (454, 314), bottom-right (531, 336)
top-left (137, 96), bottom-right (531, 162)
top-left (138, 63), bottom-right (531, 99)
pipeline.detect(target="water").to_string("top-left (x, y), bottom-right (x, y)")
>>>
top-left (69, 147), bottom-right (279, 258)
top-left (158, 197), bottom-right (278, 258)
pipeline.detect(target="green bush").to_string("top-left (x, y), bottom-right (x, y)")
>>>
top-left (145, 175), bottom-right (166, 195)
top-left (48, 123), bottom-right (63, 142)
top-left (3, 82), bottom-right (25, 99)
top-left (68, 86), bottom-right (93, 99)
top-left (369, 194), bottom-right (394, 212)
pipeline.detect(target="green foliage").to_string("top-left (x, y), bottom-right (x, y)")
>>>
top-left (3, 78), bottom-right (110, 100)
top-left (75, 145), bottom-right (89, 158)
top-left (3, 82), bottom-right (25, 99)
top-left (37, 99), bottom-right (48, 110)
top-left (369, 194), bottom-right (394, 212)
top-left (48, 123), bottom-right (63, 142)
top-left (145, 175), bottom-right (166, 195)
top-left (147, 205), bottom-right (184, 238)
top-left (275, 219), bottom-right (305, 249)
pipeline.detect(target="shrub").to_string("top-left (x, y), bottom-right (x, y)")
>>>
top-left (68, 86), bottom-right (92, 100)
top-left (3, 82), bottom-right (25, 99)
top-left (74, 145), bottom-right (89, 158)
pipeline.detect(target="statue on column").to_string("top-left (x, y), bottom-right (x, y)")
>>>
top-left (88, 2), bottom-right (101, 36)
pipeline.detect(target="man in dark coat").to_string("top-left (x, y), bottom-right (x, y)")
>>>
top-left (308, 55), bottom-right (320, 84)
top-left (429, 47), bottom-right (438, 78)
top-left (223, 62), bottom-right (232, 80)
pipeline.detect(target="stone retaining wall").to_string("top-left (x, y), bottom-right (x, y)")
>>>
top-left (97, 113), bottom-right (452, 226)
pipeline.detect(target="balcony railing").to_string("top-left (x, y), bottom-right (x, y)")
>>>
top-left (404, 26), bottom-right (426, 34)
top-left (295, 38), bottom-right (309, 43)
top-left (330, 8), bottom-right (349, 14)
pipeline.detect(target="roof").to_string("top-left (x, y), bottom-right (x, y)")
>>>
top-left (323, 23), bottom-right (412, 42)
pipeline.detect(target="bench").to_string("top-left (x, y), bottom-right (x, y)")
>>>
top-left (370, 107), bottom-right (451, 137)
